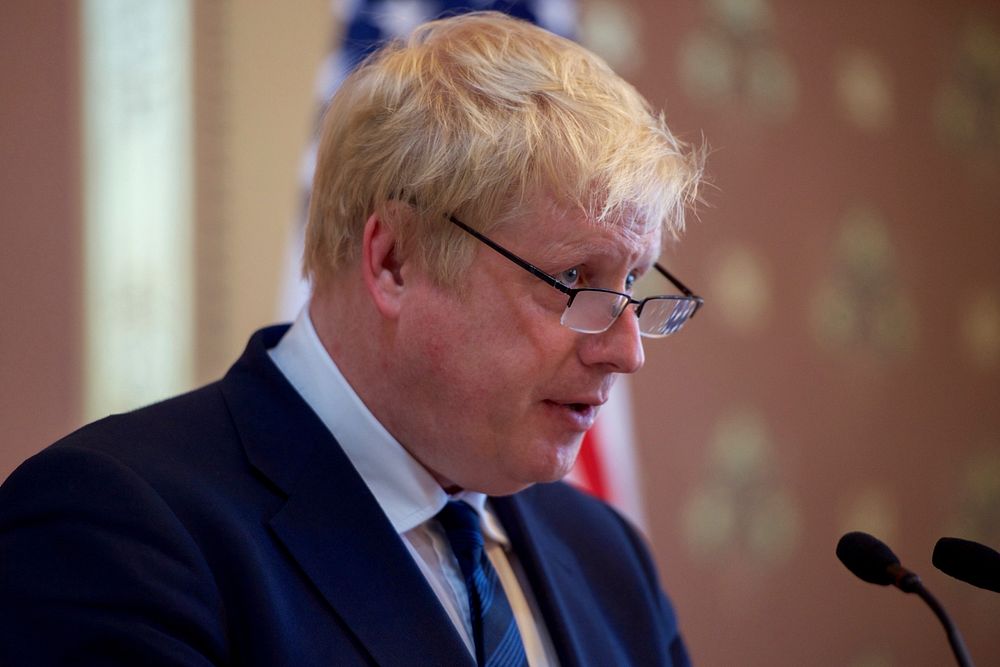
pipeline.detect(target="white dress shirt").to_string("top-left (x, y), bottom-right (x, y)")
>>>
top-left (268, 309), bottom-right (558, 665)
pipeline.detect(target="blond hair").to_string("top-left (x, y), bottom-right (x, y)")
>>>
top-left (304, 11), bottom-right (703, 287)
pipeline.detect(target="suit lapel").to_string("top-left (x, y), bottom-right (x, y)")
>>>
top-left (221, 327), bottom-right (474, 667)
top-left (493, 491), bottom-right (611, 667)
top-left (268, 443), bottom-right (473, 667)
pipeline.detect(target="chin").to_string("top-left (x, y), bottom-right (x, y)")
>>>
top-left (541, 455), bottom-right (579, 483)
top-left (524, 436), bottom-right (584, 485)
top-left (482, 433), bottom-right (584, 495)
top-left (484, 460), bottom-right (573, 497)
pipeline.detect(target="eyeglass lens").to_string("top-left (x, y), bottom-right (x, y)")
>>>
top-left (637, 297), bottom-right (698, 337)
top-left (560, 291), bottom-right (630, 333)
top-left (560, 291), bottom-right (697, 337)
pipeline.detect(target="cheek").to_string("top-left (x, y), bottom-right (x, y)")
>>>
top-left (401, 299), bottom-right (499, 398)
top-left (402, 280), bottom-right (577, 408)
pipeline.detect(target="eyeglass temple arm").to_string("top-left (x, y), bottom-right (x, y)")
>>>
top-left (450, 215), bottom-right (703, 317)
top-left (448, 216), bottom-right (573, 295)
top-left (654, 263), bottom-right (704, 317)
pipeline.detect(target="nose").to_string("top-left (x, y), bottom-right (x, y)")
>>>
top-left (578, 306), bottom-right (645, 373)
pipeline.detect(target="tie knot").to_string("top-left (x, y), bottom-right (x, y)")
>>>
top-left (437, 500), bottom-right (485, 568)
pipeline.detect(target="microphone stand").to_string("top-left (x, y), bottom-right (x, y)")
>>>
top-left (892, 565), bottom-right (975, 667)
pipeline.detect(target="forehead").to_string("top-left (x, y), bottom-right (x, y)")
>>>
top-left (508, 196), bottom-right (662, 268)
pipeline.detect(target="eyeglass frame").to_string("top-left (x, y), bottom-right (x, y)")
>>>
top-left (447, 214), bottom-right (704, 335)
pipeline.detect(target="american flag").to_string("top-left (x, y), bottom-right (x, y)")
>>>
top-left (278, 0), bottom-right (647, 529)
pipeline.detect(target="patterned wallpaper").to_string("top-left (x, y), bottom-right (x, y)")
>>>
top-left (580, 1), bottom-right (1000, 664)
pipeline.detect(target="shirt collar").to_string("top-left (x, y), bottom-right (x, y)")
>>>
top-left (268, 309), bottom-right (509, 547)
top-left (449, 490), bottom-right (509, 546)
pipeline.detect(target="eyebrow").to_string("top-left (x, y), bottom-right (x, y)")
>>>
top-left (539, 236), bottom-right (660, 273)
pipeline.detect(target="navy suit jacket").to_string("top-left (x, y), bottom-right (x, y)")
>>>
top-left (0, 326), bottom-right (689, 666)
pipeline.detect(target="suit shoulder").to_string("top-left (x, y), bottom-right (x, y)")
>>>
top-left (19, 381), bottom-right (246, 498)
top-left (57, 381), bottom-right (229, 447)
top-left (514, 481), bottom-right (636, 533)
top-left (57, 381), bottom-right (227, 448)
top-left (503, 482), bottom-right (660, 573)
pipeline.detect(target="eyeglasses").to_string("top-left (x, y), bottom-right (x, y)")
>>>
top-left (448, 215), bottom-right (704, 338)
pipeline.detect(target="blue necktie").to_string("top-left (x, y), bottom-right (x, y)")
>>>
top-left (437, 501), bottom-right (529, 667)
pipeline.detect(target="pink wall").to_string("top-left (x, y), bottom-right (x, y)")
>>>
top-left (0, 2), bottom-right (81, 480)
top-left (629, 1), bottom-right (1000, 664)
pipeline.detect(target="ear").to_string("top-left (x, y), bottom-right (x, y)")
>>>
top-left (361, 212), bottom-right (406, 318)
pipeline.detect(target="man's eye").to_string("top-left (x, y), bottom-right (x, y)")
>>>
top-left (624, 273), bottom-right (637, 291)
top-left (558, 267), bottom-right (580, 285)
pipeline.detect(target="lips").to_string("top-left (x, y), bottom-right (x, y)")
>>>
top-left (542, 397), bottom-right (605, 431)
top-left (550, 391), bottom-right (607, 408)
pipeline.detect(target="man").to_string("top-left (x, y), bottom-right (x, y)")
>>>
top-left (0, 12), bottom-right (703, 666)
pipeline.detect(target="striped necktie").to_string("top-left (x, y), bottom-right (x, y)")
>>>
top-left (437, 501), bottom-right (529, 667)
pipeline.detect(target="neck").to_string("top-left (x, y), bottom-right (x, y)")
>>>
top-left (308, 277), bottom-right (475, 495)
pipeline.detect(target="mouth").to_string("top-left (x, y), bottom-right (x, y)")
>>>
top-left (542, 399), bottom-right (603, 431)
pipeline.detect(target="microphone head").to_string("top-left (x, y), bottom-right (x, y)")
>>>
top-left (933, 537), bottom-right (1000, 594)
top-left (837, 531), bottom-right (901, 586)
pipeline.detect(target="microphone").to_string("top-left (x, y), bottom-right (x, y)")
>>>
top-left (836, 531), bottom-right (975, 667)
top-left (933, 537), bottom-right (1000, 594)
top-left (836, 531), bottom-right (919, 590)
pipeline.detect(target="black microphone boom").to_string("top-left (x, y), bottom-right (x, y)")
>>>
top-left (933, 537), bottom-right (1000, 594)
top-left (836, 531), bottom-right (975, 667)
